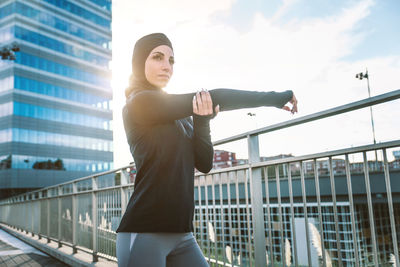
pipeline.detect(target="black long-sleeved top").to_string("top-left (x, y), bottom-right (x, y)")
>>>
top-left (116, 88), bottom-right (293, 233)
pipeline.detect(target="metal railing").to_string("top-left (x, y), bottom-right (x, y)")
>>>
top-left (1, 89), bottom-right (400, 267)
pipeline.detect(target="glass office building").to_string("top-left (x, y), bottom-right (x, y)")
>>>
top-left (0, 0), bottom-right (112, 198)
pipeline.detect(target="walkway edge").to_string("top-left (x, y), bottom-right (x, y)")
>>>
top-left (0, 223), bottom-right (117, 267)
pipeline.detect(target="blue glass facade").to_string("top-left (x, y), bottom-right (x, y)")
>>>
top-left (13, 102), bottom-right (111, 130)
top-left (0, 0), bottom-right (112, 197)
top-left (14, 76), bottom-right (110, 109)
top-left (43, 0), bottom-right (110, 28)
top-left (16, 52), bottom-right (110, 87)
top-left (12, 155), bottom-right (112, 172)
top-left (14, 26), bottom-right (109, 66)
top-left (88, 0), bottom-right (111, 12)
top-left (0, 2), bottom-right (111, 48)
top-left (0, 128), bottom-right (113, 152)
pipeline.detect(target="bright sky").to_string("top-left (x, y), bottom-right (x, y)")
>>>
top-left (111, 0), bottom-right (400, 168)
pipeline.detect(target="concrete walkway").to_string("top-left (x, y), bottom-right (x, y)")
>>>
top-left (0, 224), bottom-right (117, 267)
top-left (0, 229), bottom-right (68, 266)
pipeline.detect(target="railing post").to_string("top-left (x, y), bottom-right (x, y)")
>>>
top-left (72, 182), bottom-right (77, 254)
top-left (47, 197), bottom-right (50, 243)
top-left (38, 191), bottom-right (42, 240)
top-left (120, 170), bottom-right (129, 215)
top-left (247, 134), bottom-right (267, 267)
top-left (92, 177), bottom-right (98, 262)
top-left (58, 186), bottom-right (62, 248)
top-left (31, 194), bottom-right (35, 237)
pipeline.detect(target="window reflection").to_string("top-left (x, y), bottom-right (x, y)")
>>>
top-left (4, 128), bottom-right (113, 151)
top-left (0, 2), bottom-right (110, 47)
top-left (43, 0), bottom-right (110, 28)
top-left (0, 102), bottom-right (13, 117)
top-left (87, 0), bottom-right (111, 12)
top-left (13, 102), bottom-right (112, 130)
top-left (14, 26), bottom-right (109, 67)
top-left (16, 52), bottom-right (110, 88)
top-left (11, 155), bottom-right (112, 171)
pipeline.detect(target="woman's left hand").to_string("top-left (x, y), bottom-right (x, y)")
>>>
top-left (193, 89), bottom-right (220, 117)
top-left (282, 93), bottom-right (298, 114)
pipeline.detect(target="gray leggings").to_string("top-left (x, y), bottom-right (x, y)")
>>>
top-left (116, 232), bottom-right (209, 267)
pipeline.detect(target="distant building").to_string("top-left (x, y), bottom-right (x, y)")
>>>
top-left (394, 150), bottom-right (400, 160)
top-left (0, 0), bottom-right (112, 198)
top-left (213, 150), bottom-right (237, 169)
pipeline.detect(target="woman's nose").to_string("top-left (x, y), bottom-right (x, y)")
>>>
top-left (161, 60), bottom-right (172, 72)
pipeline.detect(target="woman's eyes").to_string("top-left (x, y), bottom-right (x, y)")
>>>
top-left (152, 54), bottom-right (174, 65)
top-left (152, 54), bottom-right (162, 60)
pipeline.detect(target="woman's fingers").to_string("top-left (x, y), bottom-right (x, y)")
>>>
top-left (291, 94), bottom-right (298, 114)
top-left (193, 90), bottom-right (214, 116)
top-left (204, 90), bottom-right (213, 114)
top-left (196, 91), bottom-right (203, 114)
top-left (282, 94), bottom-right (298, 114)
top-left (192, 95), bottom-right (198, 114)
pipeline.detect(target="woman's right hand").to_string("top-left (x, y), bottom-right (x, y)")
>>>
top-left (193, 90), bottom-right (220, 117)
top-left (282, 93), bottom-right (298, 114)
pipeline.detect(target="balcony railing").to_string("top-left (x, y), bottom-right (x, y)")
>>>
top-left (1, 89), bottom-right (400, 267)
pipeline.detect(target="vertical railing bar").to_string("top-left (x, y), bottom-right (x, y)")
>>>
top-left (72, 182), bottom-right (77, 253)
top-left (47, 198), bottom-right (50, 243)
top-left (196, 176), bottom-right (204, 253)
top-left (211, 174), bottom-right (218, 263)
top-left (275, 165), bottom-right (285, 267)
top-left (106, 189), bottom-right (112, 255)
top-left (300, 161), bottom-right (312, 266)
top-left (264, 167), bottom-right (274, 267)
top-left (244, 169), bottom-right (253, 267)
top-left (108, 190), bottom-right (110, 254)
top-left (108, 190), bottom-right (110, 255)
top-left (109, 190), bottom-right (111, 255)
top-left (345, 154), bottom-right (360, 267)
top-left (120, 168), bottom-right (128, 249)
top-left (227, 172), bottom-right (234, 266)
top-left (287, 163), bottom-right (298, 267)
top-left (235, 172), bottom-right (243, 265)
top-left (247, 134), bottom-right (267, 267)
top-left (31, 199), bottom-right (34, 236)
top-left (58, 186), bottom-right (62, 248)
top-left (193, 177), bottom-right (197, 245)
top-left (362, 151), bottom-right (379, 267)
top-left (92, 177), bottom-right (98, 262)
top-left (328, 157), bottom-right (343, 266)
top-left (219, 173), bottom-right (227, 266)
top-left (204, 175), bottom-right (211, 264)
top-left (383, 148), bottom-right (400, 267)
top-left (111, 189), bottom-right (114, 255)
top-left (313, 159), bottom-right (327, 267)
top-left (38, 193), bottom-right (42, 240)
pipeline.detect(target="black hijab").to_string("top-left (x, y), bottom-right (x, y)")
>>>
top-left (125, 33), bottom-right (173, 98)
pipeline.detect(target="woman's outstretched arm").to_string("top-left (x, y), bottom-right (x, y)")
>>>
top-left (126, 88), bottom-right (295, 125)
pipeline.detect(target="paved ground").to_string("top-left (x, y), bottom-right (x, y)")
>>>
top-left (0, 229), bottom-right (69, 267)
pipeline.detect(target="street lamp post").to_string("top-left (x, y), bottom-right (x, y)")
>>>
top-left (356, 68), bottom-right (378, 170)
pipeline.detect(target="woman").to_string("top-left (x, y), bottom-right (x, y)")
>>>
top-left (116, 33), bottom-right (298, 267)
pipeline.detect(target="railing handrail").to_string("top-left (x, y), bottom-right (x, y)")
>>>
top-left (213, 89), bottom-right (400, 146)
top-left (201, 139), bottom-right (400, 176)
top-left (1, 89), bottom-right (400, 203)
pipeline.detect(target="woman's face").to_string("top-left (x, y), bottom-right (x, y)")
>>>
top-left (144, 45), bottom-right (174, 89)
